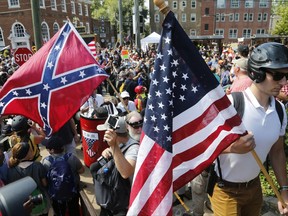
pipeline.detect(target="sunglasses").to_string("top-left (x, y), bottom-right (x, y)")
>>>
top-left (265, 70), bottom-right (288, 81)
top-left (127, 120), bottom-right (143, 129)
top-left (123, 97), bottom-right (129, 100)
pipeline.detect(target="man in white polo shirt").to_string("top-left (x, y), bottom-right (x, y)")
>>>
top-left (210, 42), bottom-right (288, 215)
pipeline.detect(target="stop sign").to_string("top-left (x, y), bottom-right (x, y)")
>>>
top-left (14, 48), bottom-right (33, 66)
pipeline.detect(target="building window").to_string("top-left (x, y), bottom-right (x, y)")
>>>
top-left (86, 22), bottom-right (90, 34)
top-left (216, 13), bottom-right (220, 22)
top-left (41, 22), bottom-right (50, 43)
top-left (182, 13), bottom-right (186, 22)
top-left (249, 13), bottom-right (253, 22)
top-left (263, 13), bottom-right (268, 21)
top-left (13, 23), bottom-right (25, 37)
top-left (0, 28), bottom-right (4, 47)
top-left (230, 0), bottom-right (239, 8)
top-left (204, 24), bottom-right (209, 31)
top-left (182, 1), bottom-right (187, 8)
top-left (215, 29), bottom-right (224, 36)
top-left (243, 29), bottom-right (252, 38)
top-left (190, 13), bottom-right (196, 22)
top-left (51, 0), bottom-right (57, 10)
top-left (53, 23), bottom-right (60, 34)
top-left (173, 1), bottom-right (177, 9)
top-left (190, 29), bottom-right (196, 36)
top-left (235, 13), bottom-right (239, 21)
top-left (8, 0), bottom-right (20, 8)
top-left (40, 0), bottom-right (45, 8)
top-left (191, 0), bottom-right (196, 8)
top-left (243, 13), bottom-right (248, 21)
top-left (217, 0), bottom-right (226, 8)
top-left (84, 5), bottom-right (88, 16)
top-left (259, 0), bottom-right (268, 8)
top-left (71, 1), bottom-right (75, 14)
top-left (220, 13), bottom-right (227, 22)
top-left (245, 0), bottom-right (253, 8)
top-left (204, 8), bottom-right (209, 15)
top-left (155, 14), bottom-right (160, 23)
top-left (78, 3), bottom-right (82, 15)
top-left (229, 28), bottom-right (238, 38)
top-left (256, 29), bottom-right (265, 34)
top-left (61, 0), bottom-right (67, 12)
top-left (257, 13), bottom-right (262, 21)
top-left (229, 13), bottom-right (234, 21)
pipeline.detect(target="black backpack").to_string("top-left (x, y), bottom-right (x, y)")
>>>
top-left (93, 142), bottom-right (138, 213)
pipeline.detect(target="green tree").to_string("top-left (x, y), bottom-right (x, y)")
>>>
top-left (272, 3), bottom-right (288, 35)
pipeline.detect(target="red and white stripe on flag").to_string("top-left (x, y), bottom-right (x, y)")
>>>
top-left (88, 40), bottom-right (96, 57)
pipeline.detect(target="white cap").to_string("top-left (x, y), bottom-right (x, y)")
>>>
top-left (120, 91), bottom-right (130, 98)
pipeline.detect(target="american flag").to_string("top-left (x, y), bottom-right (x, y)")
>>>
top-left (0, 22), bottom-right (108, 136)
top-left (88, 40), bottom-right (97, 57)
top-left (127, 11), bottom-right (246, 215)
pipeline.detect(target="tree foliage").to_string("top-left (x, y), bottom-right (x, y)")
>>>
top-left (272, 2), bottom-right (288, 35)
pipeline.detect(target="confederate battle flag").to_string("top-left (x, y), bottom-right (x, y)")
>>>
top-left (0, 22), bottom-right (109, 135)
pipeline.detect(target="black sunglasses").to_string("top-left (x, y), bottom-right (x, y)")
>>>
top-left (265, 70), bottom-right (288, 81)
top-left (127, 120), bottom-right (143, 129)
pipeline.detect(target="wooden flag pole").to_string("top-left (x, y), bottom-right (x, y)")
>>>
top-left (251, 149), bottom-right (286, 207)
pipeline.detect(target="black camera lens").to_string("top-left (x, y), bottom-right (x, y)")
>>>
top-left (30, 194), bottom-right (43, 205)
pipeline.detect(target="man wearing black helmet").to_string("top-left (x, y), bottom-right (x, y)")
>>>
top-left (210, 42), bottom-right (288, 215)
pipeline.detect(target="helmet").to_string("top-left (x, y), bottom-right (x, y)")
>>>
top-left (11, 115), bottom-right (29, 132)
top-left (248, 42), bottom-right (288, 83)
top-left (135, 85), bottom-right (144, 94)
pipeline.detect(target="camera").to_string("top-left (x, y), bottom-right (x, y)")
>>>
top-left (29, 194), bottom-right (43, 205)
top-left (107, 115), bottom-right (119, 130)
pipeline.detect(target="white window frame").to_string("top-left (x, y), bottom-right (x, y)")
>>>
top-left (259, 0), bottom-right (268, 8)
top-left (71, 1), bottom-right (76, 14)
top-left (245, 0), bottom-right (253, 8)
top-left (182, 13), bottom-right (187, 22)
top-left (243, 28), bottom-right (252, 38)
top-left (215, 28), bottom-right (224, 36)
top-left (0, 28), bottom-right (5, 47)
top-left (229, 13), bottom-right (234, 21)
top-left (263, 13), bottom-right (268, 21)
top-left (173, 1), bottom-right (177, 9)
top-left (182, 1), bottom-right (187, 8)
top-left (53, 22), bottom-right (60, 34)
top-left (229, 28), bottom-right (238, 38)
top-left (13, 23), bottom-right (25, 37)
top-left (191, 0), bottom-right (196, 8)
top-left (51, 0), bottom-right (57, 11)
top-left (234, 13), bottom-right (239, 21)
top-left (249, 13), bottom-right (253, 22)
top-left (243, 13), bottom-right (248, 22)
top-left (84, 4), bottom-right (89, 16)
top-left (78, 3), bottom-right (83, 15)
top-left (257, 13), bottom-right (262, 21)
top-left (41, 22), bottom-right (50, 43)
top-left (8, 0), bottom-right (20, 8)
top-left (190, 29), bottom-right (196, 36)
top-left (217, 0), bottom-right (226, 8)
top-left (40, 0), bottom-right (45, 8)
top-left (190, 13), bottom-right (196, 22)
top-left (154, 14), bottom-right (160, 23)
top-left (230, 0), bottom-right (239, 8)
top-left (86, 22), bottom-right (90, 34)
top-left (61, 0), bottom-right (67, 12)
top-left (216, 13), bottom-right (220, 22)
top-left (256, 29), bottom-right (265, 34)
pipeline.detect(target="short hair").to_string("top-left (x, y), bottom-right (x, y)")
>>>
top-left (126, 111), bottom-right (142, 122)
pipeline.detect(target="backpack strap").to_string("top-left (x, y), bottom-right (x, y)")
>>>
top-left (120, 142), bottom-right (139, 155)
top-left (231, 92), bottom-right (245, 119)
top-left (275, 100), bottom-right (284, 127)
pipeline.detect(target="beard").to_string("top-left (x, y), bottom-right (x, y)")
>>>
top-left (129, 131), bottom-right (141, 142)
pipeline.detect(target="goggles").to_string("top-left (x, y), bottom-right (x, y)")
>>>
top-left (265, 69), bottom-right (288, 81)
top-left (127, 120), bottom-right (143, 129)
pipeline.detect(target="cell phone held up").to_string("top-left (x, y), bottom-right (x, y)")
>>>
top-left (107, 115), bottom-right (119, 130)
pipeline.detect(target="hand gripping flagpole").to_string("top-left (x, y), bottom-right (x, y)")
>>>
top-left (153, 0), bottom-right (191, 213)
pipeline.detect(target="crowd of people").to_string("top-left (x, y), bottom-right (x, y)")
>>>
top-left (0, 40), bottom-right (288, 216)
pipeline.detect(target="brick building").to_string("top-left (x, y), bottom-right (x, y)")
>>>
top-left (149, 0), bottom-right (272, 44)
top-left (0, 0), bottom-right (115, 50)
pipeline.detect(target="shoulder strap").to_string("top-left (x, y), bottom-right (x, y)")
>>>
top-left (231, 92), bottom-right (245, 119)
top-left (120, 142), bottom-right (139, 155)
top-left (275, 100), bottom-right (284, 127)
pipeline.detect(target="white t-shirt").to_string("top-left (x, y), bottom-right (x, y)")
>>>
top-left (117, 101), bottom-right (137, 113)
top-left (218, 88), bottom-right (287, 182)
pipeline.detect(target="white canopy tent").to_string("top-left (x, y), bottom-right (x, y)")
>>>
top-left (140, 32), bottom-right (161, 52)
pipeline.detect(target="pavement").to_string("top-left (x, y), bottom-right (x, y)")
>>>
top-left (39, 143), bottom-right (280, 216)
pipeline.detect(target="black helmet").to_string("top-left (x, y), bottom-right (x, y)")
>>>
top-left (248, 42), bottom-right (288, 83)
top-left (11, 115), bottom-right (29, 132)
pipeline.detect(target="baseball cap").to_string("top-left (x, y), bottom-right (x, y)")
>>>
top-left (232, 58), bottom-right (248, 71)
top-left (42, 136), bottom-right (64, 150)
top-left (94, 107), bottom-right (108, 119)
top-left (97, 116), bottom-right (127, 134)
top-left (120, 91), bottom-right (130, 99)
